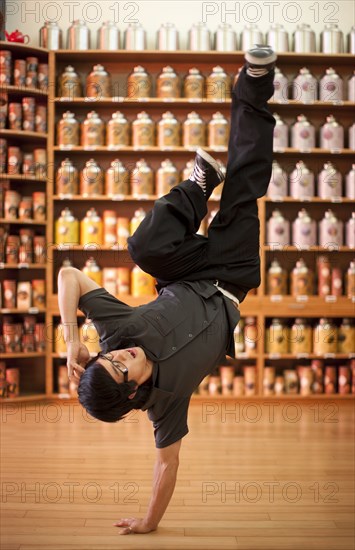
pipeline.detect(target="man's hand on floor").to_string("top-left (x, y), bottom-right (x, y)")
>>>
top-left (66, 341), bottom-right (90, 383)
top-left (114, 517), bottom-right (156, 535)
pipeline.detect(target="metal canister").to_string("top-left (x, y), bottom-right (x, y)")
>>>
top-left (346, 212), bottom-right (355, 248)
top-left (156, 22), bottom-right (179, 51)
top-left (317, 255), bottom-right (332, 297)
top-left (267, 317), bottom-right (289, 354)
top-left (127, 65), bottom-right (152, 99)
top-left (39, 21), bottom-right (63, 49)
top-left (1, 92), bottom-right (9, 129)
top-left (97, 21), bottom-right (120, 50)
top-left (33, 148), bottom-right (47, 178)
top-left (56, 158), bottom-right (79, 195)
top-left (32, 192), bottom-right (46, 221)
top-left (14, 59), bottom-right (26, 87)
top-left (267, 259), bottom-right (287, 295)
top-left (318, 161), bottom-right (342, 198)
top-left (86, 64), bottom-right (112, 98)
top-left (188, 22), bottom-right (211, 51)
top-left (22, 153), bottom-right (35, 176)
top-left (105, 159), bottom-right (129, 196)
top-left (103, 268), bottom-right (117, 295)
top-left (0, 139), bottom-right (7, 173)
top-left (156, 66), bottom-right (181, 98)
top-left (80, 208), bottom-right (103, 246)
top-left (184, 68), bottom-right (205, 99)
top-left (58, 66), bottom-right (82, 98)
top-left (349, 122), bottom-right (355, 150)
top-left (263, 366), bottom-right (276, 396)
top-left (319, 209), bottom-right (344, 248)
top-left (291, 114), bottom-right (316, 150)
top-left (183, 111), bottom-right (206, 148)
top-left (4, 190), bottom-right (20, 219)
top-left (293, 67), bottom-right (318, 103)
top-left (290, 318), bottom-right (313, 354)
top-left (33, 236), bottom-right (46, 264)
top-left (320, 24), bottom-right (344, 53)
top-left (35, 105), bottom-right (47, 133)
top-left (291, 258), bottom-right (314, 296)
top-left (57, 111), bottom-right (79, 146)
top-left (116, 217), bottom-right (130, 249)
top-left (124, 23), bottom-right (147, 51)
top-left (106, 111), bottom-right (130, 147)
top-left (22, 97), bottom-right (36, 131)
top-left (132, 111), bottom-right (155, 147)
top-left (345, 260), bottom-right (355, 299)
top-left (267, 160), bottom-right (287, 198)
top-left (348, 26), bottom-right (355, 54)
top-left (289, 160), bottom-right (315, 199)
top-left (331, 267), bottom-right (343, 296)
top-left (0, 50), bottom-right (12, 85)
top-left (292, 208), bottom-right (317, 248)
top-left (267, 24), bottom-right (289, 52)
top-left (157, 111), bottom-right (181, 148)
top-left (6, 235), bottom-right (20, 264)
top-left (208, 112), bottom-right (229, 149)
top-left (244, 366), bottom-right (256, 396)
top-left (320, 68), bottom-right (343, 102)
top-left (345, 164), bottom-right (355, 199)
top-left (81, 111), bottom-right (105, 147)
top-left (80, 159), bottom-right (104, 196)
top-left (273, 113), bottom-right (289, 150)
top-left (130, 159), bottom-right (154, 197)
top-left (214, 23), bottom-right (237, 52)
top-left (32, 279), bottom-right (45, 308)
top-left (206, 66), bottom-right (231, 101)
top-left (292, 23), bottom-right (316, 53)
top-left (156, 159), bottom-right (179, 196)
top-left (67, 20), bottom-right (91, 50)
top-left (314, 318), bottom-right (338, 354)
top-left (324, 366), bottom-right (336, 393)
top-left (240, 24), bottom-right (263, 50)
top-left (338, 318), bottom-right (354, 353)
top-left (320, 115), bottom-right (344, 149)
top-left (338, 365), bottom-right (351, 394)
top-left (311, 360), bottom-right (324, 394)
top-left (38, 63), bottom-right (49, 92)
top-left (267, 209), bottom-right (290, 247)
top-left (55, 207), bottom-right (79, 244)
top-left (348, 71), bottom-right (355, 102)
top-left (7, 146), bottom-right (22, 175)
top-left (25, 58), bottom-right (38, 88)
top-left (272, 67), bottom-right (288, 102)
top-left (103, 210), bottom-right (117, 246)
top-left (8, 103), bottom-right (22, 130)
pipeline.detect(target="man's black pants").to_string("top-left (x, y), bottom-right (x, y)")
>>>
top-left (127, 66), bottom-right (276, 302)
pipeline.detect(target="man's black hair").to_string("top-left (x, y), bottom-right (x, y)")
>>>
top-left (77, 359), bottom-right (152, 422)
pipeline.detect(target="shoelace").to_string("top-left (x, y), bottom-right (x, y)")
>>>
top-left (190, 163), bottom-right (207, 193)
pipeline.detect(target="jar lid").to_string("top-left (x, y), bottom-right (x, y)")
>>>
top-left (87, 111), bottom-right (99, 118)
top-left (137, 111), bottom-right (151, 119)
top-left (299, 67), bottom-right (311, 75)
top-left (161, 65), bottom-right (175, 73)
top-left (132, 65), bottom-right (146, 73)
top-left (188, 67), bottom-right (201, 75)
top-left (212, 111), bottom-right (225, 119)
top-left (187, 111), bottom-right (200, 118)
top-left (326, 114), bottom-right (337, 123)
top-left (92, 64), bottom-right (107, 72)
top-left (211, 65), bottom-right (225, 73)
top-left (162, 111), bottom-right (175, 118)
top-left (63, 111), bottom-right (75, 118)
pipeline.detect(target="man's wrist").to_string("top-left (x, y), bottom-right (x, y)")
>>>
top-left (142, 517), bottom-right (157, 531)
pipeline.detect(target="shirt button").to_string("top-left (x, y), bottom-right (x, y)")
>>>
top-left (156, 315), bottom-right (161, 320)
top-left (188, 333), bottom-right (193, 338)
top-left (172, 346), bottom-right (177, 351)
top-left (203, 320), bottom-right (208, 324)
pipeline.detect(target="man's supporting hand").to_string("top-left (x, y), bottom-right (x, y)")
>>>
top-left (66, 341), bottom-right (90, 383)
top-left (113, 517), bottom-right (156, 535)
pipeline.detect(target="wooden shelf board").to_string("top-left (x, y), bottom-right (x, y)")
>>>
top-left (53, 194), bottom-right (220, 202)
top-left (0, 352), bottom-right (46, 358)
top-left (0, 85), bottom-right (48, 96)
top-left (0, 129), bottom-right (48, 140)
top-left (0, 263), bottom-right (47, 269)
top-left (190, 393), bottom-right (355, 400)
top-left (0, 308), bottom-right (46, 314)
top-left (263, 245), bottom-right (354, 252)
top-left (264, 353), bottom-right (355, 360)
top-left (0, 41), bottom-right (48, 55)
top-left (0, 174), bottom-right (46, 182)
top-left (264, 197), bottom-right (355, 204)
top-left (0, 218), bottom-right (47, 225)
top-left (0, 394), bottom-right (48, 403)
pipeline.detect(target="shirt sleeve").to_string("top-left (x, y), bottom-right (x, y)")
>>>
top-left (149, 396), bottom-right (190, 449)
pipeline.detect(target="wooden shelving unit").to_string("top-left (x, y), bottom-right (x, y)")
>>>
top-left (1, 46), bottom-right (354, 403)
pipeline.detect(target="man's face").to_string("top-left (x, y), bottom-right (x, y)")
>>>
top-left (96, 347), bottom-right (150, 398)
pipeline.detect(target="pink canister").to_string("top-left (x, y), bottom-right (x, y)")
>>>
top-left (345, 164), bottom-right (355, 199)
top-left (318, 162), bottom-right (342, 198)
top-left (293, 67), bottom-right (318, 102)
top-left (320, 115), bottom-right (344, 150)
top-left (273, 113), bottom-right (288, 150)
top-left (348, 71), bottom-right (355, 102)
top-left (272, 67), bottom-right (289, 102)
top-left (289, 160), bottom-right (315, 199)
top-left (292, 209), bottom-right (317, 248)
top-left (319, 209), bottom-right (344, 248)
top-left (291, 114), bottom-right (316, 150)
top-left (320, 68), bottom-right (343, 101)
top-left (267, 160), bottom-right (288, 198)
top-left (349, 122), bottom-right (355, 150)
top-left (346, 213), bottom-right (355, 248)
top-left (267, 209), bottom-right (290, 247)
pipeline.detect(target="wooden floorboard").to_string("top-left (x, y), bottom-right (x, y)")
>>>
top-left (1, 401), bottom-right (354, 550)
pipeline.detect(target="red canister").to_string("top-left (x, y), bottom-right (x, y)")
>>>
top-left (22, 97), bottom-right (36, 131)
top-left (14, 59), bottom-right (26, 87)
top-left (6, 368), bottom-right (20, 398)
top-left (8, 103), bottom-right (22, 130)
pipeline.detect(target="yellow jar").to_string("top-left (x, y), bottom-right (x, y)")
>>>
top-left (105, 159), bottom-right (130, 196)
top-left (55, 207), bottom-right (79, 244)
top-left (117, 217), bottom-right (130, 249)
top-left (183, 111), bottom-right (206, 148)
top-left (266, 318), bottom-right (289, 354)
top-left (82, 257), bottom-right (103, 285)
top-left (80, 208), bottom-right (103, 246)
top-left (156, 159), bottom-right (179, 196)
top-left (81, 111), bottom-right (105, 147)
top-left (130, 159), bottom-right (154, 197)
top-left (57, 111), bottom-right (79, 147)
top-left (132, 111), bottom-right (155, 147)
top-left (338, 318), bottom-right (354, 353)
top-left (127, 65), bottom-right (152, 98)
top-left (131, 265), bottom-right (156, 297)
top-left (106, 111), bottom-right (130, 147)
top-left (80, 319), bottom-right (101, 354)
top-left (156, 66), bottom-right (181, 98)
top-left (130, 208), bottom-right (146, 235)
top-left (183, 68), bottom-right (205, 99)
top-left (157, 111), bottom-right (181, 148)
top-left (313, 318), bottom-right (338, 355)
top-left (290, 318), bottom-right (312, 354)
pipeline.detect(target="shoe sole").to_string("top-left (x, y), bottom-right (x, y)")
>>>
top-left (196, 147), bottom-right (225, 181)
top-left (245, 50), bottom-right (277, 66)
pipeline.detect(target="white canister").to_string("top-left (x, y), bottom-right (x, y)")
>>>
top-left (156, 23), bottom-right (179, 51)
top-left (292, 23), bottom-right (316, 53)
top-left (240, 24), bottom-right (263, 50)
top-left (273, 67), bottom-right (289, 102)
top-left (39, 21), bottom-right (63, 49)
top-left (320, 68), bottom-right (344, 102)
top-left (348, 71), bottom-right (355, 102)
top-left (97, 21), bottom-right (120, 50)
top-left (319, 210), bottom-right (344, 248)
top-left (289, 161), bottom-right (315, 199)
top-left (292, 209), bottom-right (317, 248)
top-left (346, 213), bottom-right (355, 248)
top-left (318, 162), bottom-right (342, 199)
top-left (267, 210), bottom-right (290, 247)
top-left (345, 164), bottom-right (355, 199)
top-left (293, 67), bottom-right (318, 103)
top-left (320, 115), bottom-right (344, 150)
top-left (124, 23), bottom-right (147, 50)
top-left (67, 20), bottom-right (90, 50)
top-left (320, 24), bottom-right (344, 53)
top-left (214, 23), bottom-right (237, 51)
top-left (188, 22), bottom-right (211, 51)
top-left (267, 160), bottom-right (288, 198)
top-left (273, 113), bottom-right (289, 150)
top-left (267, 24), bottom-right (289, 52)
top-left (349, 122), bottom-right (355, 150)
top-left (291, 114), bottom-right (316, 151)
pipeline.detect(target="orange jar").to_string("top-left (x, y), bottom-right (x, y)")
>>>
top-left (131, 266), bottom-right (155, 296)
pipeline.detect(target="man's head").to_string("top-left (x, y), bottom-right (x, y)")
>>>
top-left (77, 347), bottom-right (153, 422)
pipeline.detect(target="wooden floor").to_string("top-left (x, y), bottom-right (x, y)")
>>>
top-left (1, 399), bottom-right (354, 550)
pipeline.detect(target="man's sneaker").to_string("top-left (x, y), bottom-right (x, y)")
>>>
top-left (245, 45), bottom-right (277, 75)
top-left (189, 148), bottom-right (225, 199)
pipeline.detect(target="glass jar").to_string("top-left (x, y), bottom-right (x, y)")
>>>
top-left (80, 208), bottom-right (103, 246)
top-left (130, 159), bottom-right (154, 197)
top-left (106, 111), bottom-right (130, 147)
top-left (156, 159), bottom-right (179, 196)
top-left (86, 64), bottom-right (112, 98)
top-left (157, 111), bottom-right (181, 148)
top-left (81, 111), bottom-right (105, 147)
top-left (58, 65), bottom-right (82, 98)
top-left (208, 111), bottom-right (229, 149)
top-left (56, 158), bottom-right (79, 195)
top-left (291, 258), bottom-right (314, 296)
top-left (183, 67), bottom-right (205, 99)
top-left (183, 111), bottom-right (206, 148)
top-left (132, 111), bottom-right (155, 147)
top-left (313, 318), bottom-right (338, 355)
top-left (105, 159), bottom-right (130, 197)
top-left (127, 65), bottom-right (152, 98)
top-left (290, 318), bottom-right (312, 354)
top-left (57, 111), bottom-right (79, 146)
top-left (267, 259), bottom-right (288, 295)
top-left (55, 207), bottom-right (79, 244)
top-left (80, 159), bottom-right (104, 196)
top-left (206, 65), bottom-right (231, 101)
top-left (156, 66), bottom-right (181, 98)
top-left (266, 318), bottom-right (289, 354)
